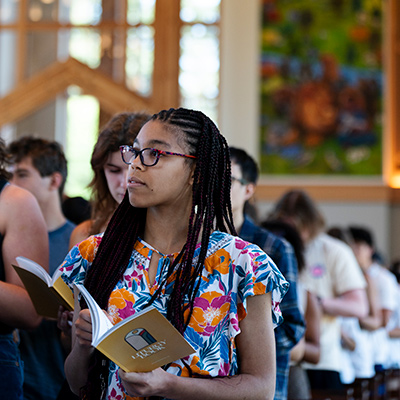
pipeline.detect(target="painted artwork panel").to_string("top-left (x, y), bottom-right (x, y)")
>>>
top-left (260, 0), bottom-right (383, 175)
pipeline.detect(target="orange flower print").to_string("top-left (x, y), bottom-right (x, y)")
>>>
top-left (187, 291), bottom-right (231, 335)
top-left (172, 356), bottom-right (210, 377)
top-left (134, 240), bottom-right (151, 258)
top-left (77, 236), bottom-right (101, 262)
top-left (108, 288), bottom-right (136, 324)
top-left (204, 249), bottom-right (231, 275)
top-left (253, 281), bottom-right (267, 295)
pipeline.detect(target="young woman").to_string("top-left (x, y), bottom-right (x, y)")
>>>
top-left (69, 111), bottom-right (150, 248)
top-left (61, 108), bottom-right (288, 400)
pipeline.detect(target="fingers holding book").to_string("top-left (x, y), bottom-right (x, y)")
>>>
top-left (75, 309), bottom-right (94, 348)
top-left (118, 367), bottom-right (170, 398)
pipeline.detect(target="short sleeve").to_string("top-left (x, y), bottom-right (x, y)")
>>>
top-left (60, 235), bottom-right (102, 289)
top-left (328, 238), bottom-right (366, 295)
top-left (235, 242), bottom-right (289, 328)
top-left (378, 269), bottom-right (398, 311)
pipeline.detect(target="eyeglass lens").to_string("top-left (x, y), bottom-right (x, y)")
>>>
top-left (121, 147), bottom-right (160, 166)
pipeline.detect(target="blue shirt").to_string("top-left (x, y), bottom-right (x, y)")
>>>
top-left (49, 219), bottom-right (76, 275)
top-left (239, 216), bottom-right (305, 400)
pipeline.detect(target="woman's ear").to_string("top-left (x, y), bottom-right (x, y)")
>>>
top-left (189, 163), bottom-right (196, 186)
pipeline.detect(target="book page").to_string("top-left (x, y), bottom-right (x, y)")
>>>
top-left (16, 256), bottom-right (51, 286)
top-left (74, 284), bottom-right (114, 344)
top-left (96, 307), bottom-right (154, 345)
top-left (52, 276), bottom-right (74, 310)
top-left (13, 265), bottom-right (62, 318)
top-left (51, 266), bottom-right (64, 284)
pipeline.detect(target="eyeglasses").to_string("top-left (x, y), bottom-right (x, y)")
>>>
top-left (120, 145), bottom-right (196, 167)
top-left (231, 176), bottom-right (247, 185)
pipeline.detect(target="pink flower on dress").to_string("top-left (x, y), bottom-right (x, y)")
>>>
top-left (230, 316), bottom-right (239, 332)
top-left (186, 292), bottom-right (231, 336)
top-left (234, 238), bottom-right (247, 250)
top-left (218, 361), bottom-right (230, 376)
top-left (272, 300), bottom-right (281, 313)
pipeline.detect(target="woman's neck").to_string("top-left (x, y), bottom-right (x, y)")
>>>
top-left (143, 205), bottom-right (191, 255)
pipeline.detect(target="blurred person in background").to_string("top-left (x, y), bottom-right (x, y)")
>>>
top-left (229, 147), bottom-right (305, 400)
top-left (8, 136), bottom-right (75, 400)
top-left (69, 111), bottom-right (151, 248)
top-left (348, 226), bottom-right (398, 374)
top-left (263, 219), bottom-right (321, 400)
top-left (0, 137), bottom-right (49, 400)
top-left (269, 189), bottom-right (368, 395)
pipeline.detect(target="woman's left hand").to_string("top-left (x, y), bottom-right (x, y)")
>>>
top-left (57, 306), bottom-right (73, 336)
top-left (119, 367), bottom-right (171, 398)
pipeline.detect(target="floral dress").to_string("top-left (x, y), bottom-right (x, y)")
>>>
top-left (60, 230), bottom-right (289, 400)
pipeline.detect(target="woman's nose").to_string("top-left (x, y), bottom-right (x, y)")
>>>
top-left (130, 153), bottom-right (143, 170)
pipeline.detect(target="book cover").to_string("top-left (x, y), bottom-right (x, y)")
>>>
top-left (74, 283), bottom-right (195, 372)
top-left (13, 256), bottom-right (74, 319)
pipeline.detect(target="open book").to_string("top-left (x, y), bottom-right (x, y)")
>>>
top-left (74, 283), bottom-right (195, 372)
top-left (13, 256), bottom-right (74, 319)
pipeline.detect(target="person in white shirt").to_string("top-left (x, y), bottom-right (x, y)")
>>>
top-left (348, 226), bottom-right (398, 371)
top-left (327, 226), bottom-right (380, 384)
top-left (269, 190), bottom-right (368, 394)
top-left (386, 260), bottom-right (400, 369)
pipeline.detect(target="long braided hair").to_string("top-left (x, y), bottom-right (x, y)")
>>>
top-left (80, 108), bottom-right (236, 398)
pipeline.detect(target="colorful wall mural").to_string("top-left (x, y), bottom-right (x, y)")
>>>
top-left (260, 0), bottom-right (383, 175)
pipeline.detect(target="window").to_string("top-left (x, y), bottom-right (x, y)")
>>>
top-left (0, 0), bottom-right (221, 196)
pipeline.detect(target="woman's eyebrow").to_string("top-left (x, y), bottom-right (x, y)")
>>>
top-left (133, 138), bottom-right (171, 148)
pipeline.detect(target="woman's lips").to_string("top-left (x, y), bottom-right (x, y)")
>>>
top-left (127, 176), bottom-right (145, 187)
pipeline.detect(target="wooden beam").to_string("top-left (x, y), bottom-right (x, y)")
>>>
top-left (0, 58), bottom-right (154, 127)
top-left (16, 0), bottom-right (28, 84)
top-left (67, 59), bottom-right (152, 114)
top-left (152, 0), bottom-right (181, 110)
top-left (255, 182), bottom-right (400, 203)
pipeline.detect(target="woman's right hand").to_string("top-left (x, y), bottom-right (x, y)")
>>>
top-left (74, 309), bottom-right (93, 348)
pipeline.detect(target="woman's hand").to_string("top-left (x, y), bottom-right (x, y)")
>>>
top-left (57, 305), bottom-right (74, 351)
top-left (119, 367), bottom-right (171, 398)
top-left (74, 308), bottom-right (94, 348)
top-left (57, 306), bottom-right (74, 337)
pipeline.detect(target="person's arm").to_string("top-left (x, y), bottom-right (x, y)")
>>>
top-left (290, 337), bottom-right (305, 363)
top-left (302, 291), bottom-right (321, 364)
top-left (319, 288), bottom-right (368, 319)
top-left (341, 329), bottom-right (356, 351)
top-left (64, 305), bottom-right (95, 395)
top-left (0, 185), bottom-right (49, 329)
top-left (382, 309), bottom-right (394, 328)
top-left (358, 273), bottom-right (383, 331)
top-left (290, 290), bottom-right (321, 364)
top-left (388, 327), bottom-right (400, 338)
top-left (119, 293), bottom-right (276, 400)
top-left (272, 244), bottom-right (305, 354)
